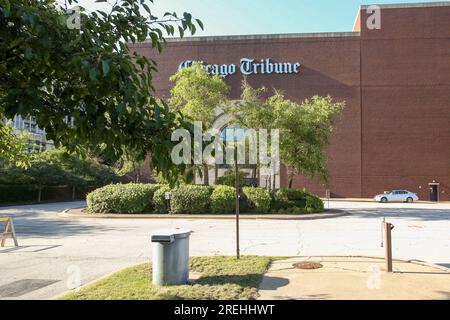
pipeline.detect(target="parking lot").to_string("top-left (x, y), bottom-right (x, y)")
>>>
top-left (1, 200), bottom-right (449, 299)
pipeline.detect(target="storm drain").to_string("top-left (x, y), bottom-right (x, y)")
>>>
top-left (293, 262), bottom-right (323, 270)
top-left (0, 279), bottom-right (59, 297)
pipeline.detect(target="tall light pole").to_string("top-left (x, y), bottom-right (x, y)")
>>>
top-left (234, 134), bottom-right (240, 260)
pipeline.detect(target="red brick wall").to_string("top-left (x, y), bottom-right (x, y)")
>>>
top-left (131, 4), bottom-right (450, 199)
top-left (359, 5), bottom-right (450, 199)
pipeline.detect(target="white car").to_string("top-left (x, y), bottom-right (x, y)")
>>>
top-left (374, 190), bottom-right (419, 203)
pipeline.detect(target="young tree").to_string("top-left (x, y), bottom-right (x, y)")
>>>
top-left (0, 0), bottom-right (202, 182)
top-left (224, 82), bottom-right (273, 184)
top-left (169, 62), bottom-right (230, 184)
top-left (272, 94), bottom-right (345, 188)
top-left (226, 81), bottom-right (345, 188)
top-left (0, 117), bottom-right (29, 168)
top-left (169, 62), bottom-right (230, 128)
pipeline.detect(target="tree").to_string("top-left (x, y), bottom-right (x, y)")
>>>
top-left (169, 62), bottom-right (230, 128)
top-left (0, 148), bottom-right (120, 201)
top-left (169, 61), bottom-right (230, 184)
top-left (26, 158), bottom-right (71, 202)
top-left (0, 0), bottom-right (202, 181)
top-left (0, 115), bottom-right (29, 168)
top-left (226, 81), bottom-right (345, 188)
top-left (272, 94), bottom-right (344, 188)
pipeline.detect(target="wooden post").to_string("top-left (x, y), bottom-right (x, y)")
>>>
top-left (1, 217), bottom-right (19, 247)
top-left (384, 220), bottom-right (394, 272)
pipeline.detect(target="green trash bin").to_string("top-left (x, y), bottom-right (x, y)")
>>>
top-left (151, 228), bottom-right (191, 286)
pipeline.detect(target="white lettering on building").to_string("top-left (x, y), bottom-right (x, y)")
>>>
top-left (178, 58), bottom-right (302, 78)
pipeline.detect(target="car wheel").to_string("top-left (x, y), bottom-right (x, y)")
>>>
top-left (406, 197), bottom-right (413, 203)
top-left (381, 197), bottom-right (388, 203)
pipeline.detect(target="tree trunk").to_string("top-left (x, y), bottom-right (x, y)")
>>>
top-left (72, 186), bottom-right (76, 201)
top-left (214, 164), bottom-right (218, 185)
top-left (272, 173), bottom-right (276, 190)
top-left (136, 170), bottom-right (140, 183)
top-left (251, 164), bottom-right (257, 186)
top-left (256, 166), bottom-right (260, 187)
top-left (37, 186), bottom-right (42, 203)
top-left (288, 171), bottom-right (294, 189)
top-left (203, 164), bottom-right (209, 185)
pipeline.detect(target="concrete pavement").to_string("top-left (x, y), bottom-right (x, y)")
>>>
top-left (1, 200), bottom-right (450, 299)
top-left (258, 256), bottom-right (450, 300)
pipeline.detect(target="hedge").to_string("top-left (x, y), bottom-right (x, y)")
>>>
top-left (305, 193), bottom-right (324, 213)
top-left (153, 185), bottom-right (171, 214)
top-left (0, 184), bottom-right (92, 204)
top-left (271, 188), bottom-right (323, 214)
top-left (85, 183), bottom-right (323, 215)
top-left (242, 187), bottom-right (271, 213)
top-left (211, 185), bottom-right (235, 214)
top-left (215, 171), bottom-right (246, 187)
top-left (86, 183), bottom-right (161, 213)
top-left (170, 185), bottom-right (213, 214)
top-left (273, 188), bottom-right (307, 201)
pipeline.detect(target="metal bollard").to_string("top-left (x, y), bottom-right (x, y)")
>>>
top-left (382, 219), bottom-right (394, 272)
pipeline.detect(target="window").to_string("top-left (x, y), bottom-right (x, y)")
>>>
top-left (220, 125), bottom-right (246, 142)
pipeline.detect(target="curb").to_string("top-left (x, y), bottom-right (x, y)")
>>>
top-left (53, 255), bottom-right (450, 300)
top-left (58, 208), bottom-right (349, 221)
top-left (321, 198), bottom-right (441, 204)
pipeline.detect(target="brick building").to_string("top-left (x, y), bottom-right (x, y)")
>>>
top-left (130, 2), bottom-right (450, 199)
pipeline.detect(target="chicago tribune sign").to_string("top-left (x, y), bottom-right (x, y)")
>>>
top-left (178, 58), bottom-right (301, 78)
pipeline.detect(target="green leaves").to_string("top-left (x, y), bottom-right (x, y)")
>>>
top-left (0, 0), bottom-right (203, 183)
top-left (196, 19), bottom-right (204, 30)
top-left (226, 81), bottom-right (345, 185)
top-left (0, 117), bottom-right (29, 168)
top-left (101, 59), bottom-right (110, 76)
top-left (169, 62), bottom-right (230, 129)
top-left (24, 47), bottom-right (34, 60)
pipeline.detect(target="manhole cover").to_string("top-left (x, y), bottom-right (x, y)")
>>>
top-left (293, 262), bottom-right (323, 270)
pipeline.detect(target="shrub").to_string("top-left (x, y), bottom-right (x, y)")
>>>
top-left (305, 193), bottom-right (324, 213)
top-left (170, 185), bottom-right (213, 214)
top-left (271, 199), bottom-right (306, 211)
top-left (216, 171), bottom-right (246, 187)
top-left (242, 187), bottom-right (271, 213)
top-left (153, 185), bottom-right (171, 214)
top-left (211, 185), bottom-right (236, 214)
top-left (273, 188), bottom-right (307, 201)
top-left (0, 184), bottom-right (38, 204)
top-left (271, 188), bottom-right (323, 214)
top-left (86, 183), bottom-right (161, 213)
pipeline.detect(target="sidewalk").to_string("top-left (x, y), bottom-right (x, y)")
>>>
top-left (258, 256), bottom-right (450, 300)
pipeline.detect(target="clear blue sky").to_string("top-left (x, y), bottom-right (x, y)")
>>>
top-left (79, 0), bottom-right (446, 35)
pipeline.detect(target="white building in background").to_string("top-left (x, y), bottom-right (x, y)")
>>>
top-left (4, 115), bottom-right (54, 152)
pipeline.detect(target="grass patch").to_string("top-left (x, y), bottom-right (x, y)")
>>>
top-left (60, 256), bottom-right (272, 300)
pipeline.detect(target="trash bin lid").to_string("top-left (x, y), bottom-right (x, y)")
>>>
top-left (151, 228), bottom-right (191, 242)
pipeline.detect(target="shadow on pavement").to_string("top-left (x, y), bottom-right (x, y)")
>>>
top-left (258, 276), bottom-right (290, 290)
top-left (345, 208), bottom-right (450, 221)
top-left (8, 213), bottom-right (132, 238)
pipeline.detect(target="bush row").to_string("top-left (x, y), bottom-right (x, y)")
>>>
top-left (86, 184), bottom-right (161, 213)
top-left (86, 184), bottom-right (324, 214)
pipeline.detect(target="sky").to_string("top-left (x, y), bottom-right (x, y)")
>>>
top-left (76, 0), bottom-right (447, 36)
